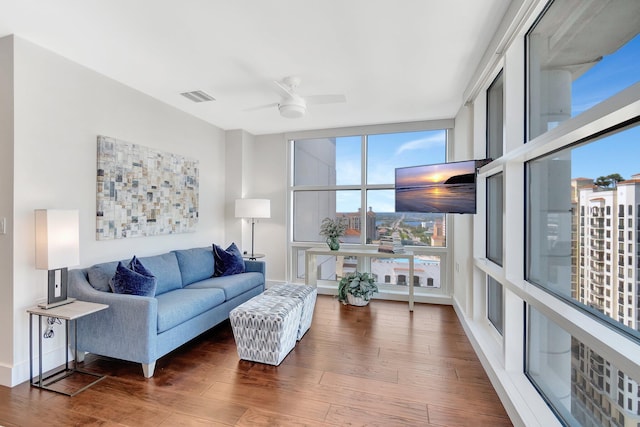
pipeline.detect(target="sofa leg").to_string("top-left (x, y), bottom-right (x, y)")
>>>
top-left (142, 362), bottom-right (156, 378)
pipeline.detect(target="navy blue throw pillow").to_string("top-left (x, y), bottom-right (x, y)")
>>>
top-left (109, 256), bottom-right (157, 296)
top-left (213, 242), bottom-right (245, 277)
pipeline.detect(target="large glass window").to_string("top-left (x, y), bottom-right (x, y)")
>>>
top-left (527, 0), bottom-right (640, 140)
top-left (292, 190), bottom-right (360, 242)
top-left (486, 71), bottom-right (504, 159)
top-left (292, 130), bottom-right (447, 247)
top-left (487, 172), bottom-right (504, 266)
top-left (291, 128), bottom-right (449, 293)
top-left (488, 276), bottom-right (504, 335)
top-left (367, 131), bottom-right (447, 185)
top-left (468, 1), bottom-right (640, 425)
top-left (526, 121), bottom-right (640, 340)
top-left (527, 306), bottom-right (639, 425)
top-left (294, 136), bottom-right (361, 186)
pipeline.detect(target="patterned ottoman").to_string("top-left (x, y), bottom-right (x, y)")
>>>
top-left (264, 283), bottom-right (317, 340)
top-left (229, 294), bottom-right (302, 365)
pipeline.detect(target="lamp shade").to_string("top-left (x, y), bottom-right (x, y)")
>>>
top-left (235, 199), bottom-right (271, 219)
top-left (35, 209), bottom-right (80, 270)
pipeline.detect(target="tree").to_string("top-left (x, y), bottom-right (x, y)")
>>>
top-left (607, 173), bottom-right (624, 185)
top-left (594, 173), bottom-right (624, 189)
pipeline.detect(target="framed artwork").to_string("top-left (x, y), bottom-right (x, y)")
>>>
top-left (96, 135), bottom-right (199, 240)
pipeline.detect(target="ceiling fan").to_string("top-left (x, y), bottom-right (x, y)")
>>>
top-left (247, 76), bottom-right (346, 119)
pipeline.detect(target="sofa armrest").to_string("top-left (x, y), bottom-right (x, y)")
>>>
top-left (67, 269), bottom-right (158, 364)
top-left (244, 260), bottom-right (266, 277)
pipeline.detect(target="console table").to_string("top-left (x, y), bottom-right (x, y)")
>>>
top-left (305, 247), bottom-right (415, 311)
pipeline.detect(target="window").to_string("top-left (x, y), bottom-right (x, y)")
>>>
top-left (487, 172), bottom-right (504, 266)
top-left (290, 127), bottom-right (450, 293)
top-left (527, 121), bottom-right (640, 337)
top-left (527, 306), bottom-right (640, 425)
top-left (292, 130), bottom-right (447, 246)
top-left (523, 3), bottom-right (640, 423)
top-left (487, 276), bottom-right (504, 335)
top-left (293, 190), bottom-right (360, 242)
top-left (487, 71), bottom-right (504, 159)
top-left (526, 0), bottom-right (640, 140)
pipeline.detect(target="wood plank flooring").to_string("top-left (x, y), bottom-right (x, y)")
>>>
top-left (0, 295), bottom-right (512, 426)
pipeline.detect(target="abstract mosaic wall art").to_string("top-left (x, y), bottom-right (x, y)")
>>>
top-left (96, 135), bottom-right (199, 240)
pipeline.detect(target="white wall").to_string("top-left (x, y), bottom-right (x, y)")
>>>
top-left (224, 129), bottom-right (251, 249)
top-left (3, 36), bottom-right (226, 386)
top-left (0, 36), bottom-right (15, 387)
top-left (451, 105), bottom-right (475, 314)
top-left (252, 133), bottom-right (288, 284)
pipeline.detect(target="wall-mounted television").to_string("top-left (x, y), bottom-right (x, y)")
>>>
top-left (395, 159), bottom-right (488, 214)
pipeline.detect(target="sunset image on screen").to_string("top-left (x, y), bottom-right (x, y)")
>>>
top-left (395, 160), bottom-right (477, 214)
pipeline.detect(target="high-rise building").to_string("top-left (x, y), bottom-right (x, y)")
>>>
top-left (571, 176), bottom-right (640, 426)
top-left (431, 217), bottom-right (446, 247)
top-left (337, 207), bottom-right (378, 243)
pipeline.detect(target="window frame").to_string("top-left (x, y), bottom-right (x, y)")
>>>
top-left (524, 118), bottom-right (640, 343)
top-left (286, 120), bottom-right (455, 302)
top-left (486, 70), bottom-right (504, 159)
top-left (467, 0), bottom-right (640, 425)
top-left (487, 275), bottom-right (504, 335)
top-left (486, 171), bottom-right (504, 266)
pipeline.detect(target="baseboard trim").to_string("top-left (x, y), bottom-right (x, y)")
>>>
top-left (1, 345), bottom-right (71, 388)
top-left (0, 362), bottom-right (13, 388)
top-left (315, 283), bottom-right (452, 306)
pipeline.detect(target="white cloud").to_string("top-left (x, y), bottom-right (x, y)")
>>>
top-left (395, 135), bottom-right (444, 155)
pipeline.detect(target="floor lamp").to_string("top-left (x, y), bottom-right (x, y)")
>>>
top-left (235, 199), bottom-right (270, 259)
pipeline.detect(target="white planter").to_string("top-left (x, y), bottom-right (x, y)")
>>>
top-left (347, 294), bottom-right (369, 306)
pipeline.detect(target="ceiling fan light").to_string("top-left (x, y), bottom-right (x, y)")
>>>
top-left (279, 102), bottom-right (306, 118)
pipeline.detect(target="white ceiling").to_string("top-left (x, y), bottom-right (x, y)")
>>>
top-left (0, 0), bottom-right (512, 135)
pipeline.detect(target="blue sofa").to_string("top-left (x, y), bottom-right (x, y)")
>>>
top-left (68, 246), bottom-right (265, 377)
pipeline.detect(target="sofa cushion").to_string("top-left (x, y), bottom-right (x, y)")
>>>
top-left (173, 247), bottom-right (215, 286)
top-left (213, 242), bottom-right (245, 276)
top-left (155, 288), bottom-right (226, 333)
top-left (138, 252), bottom-right (183, 296)
top-left (87, 261), bottom-right (119, 292)
top-left (185, 272), bottom-right (263, 300)
top-left (110, 257), bottom-right (157, 296)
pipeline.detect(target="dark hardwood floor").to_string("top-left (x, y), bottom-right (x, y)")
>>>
top-left (1, 295), bottom-right (512, 426)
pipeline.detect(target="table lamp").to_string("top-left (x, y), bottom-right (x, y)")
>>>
top-left (235, 199), bottom-right (270, 259)
top-left (35, 209), bottom-right (80, 309)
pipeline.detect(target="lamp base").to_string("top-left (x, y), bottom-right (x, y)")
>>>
top-left (38, 297), bottom-right (76, 310)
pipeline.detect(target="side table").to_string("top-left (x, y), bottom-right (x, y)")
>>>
top-left (27, 300), bottom-right (109, 396)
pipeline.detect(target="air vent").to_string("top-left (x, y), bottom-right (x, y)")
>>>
top-left (180, 90), bottom-right (215, 103)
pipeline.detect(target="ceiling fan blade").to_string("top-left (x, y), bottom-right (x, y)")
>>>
top-left (243, 102), bottom-right (278, 112)
top-left (273, 80), bottom-right (295, 99)
top-left (305, 94), bottom-right (346, 105)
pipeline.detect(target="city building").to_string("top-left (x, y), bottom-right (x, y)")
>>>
top-left (573, 176), bottom-right (640, 426)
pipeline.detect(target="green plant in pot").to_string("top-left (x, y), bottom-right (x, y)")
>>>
top-left (319, 217), bottom-right (347, 250)
top-left (338, 271), bottom-right (378, 306)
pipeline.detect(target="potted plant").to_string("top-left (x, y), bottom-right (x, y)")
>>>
top-left (338, 271), bottom-right (378, 306)
top-left (319, 217), bottom-right (347, 250)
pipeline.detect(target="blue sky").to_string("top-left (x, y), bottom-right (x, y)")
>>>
top-left (335, 131), bottom-right (446, 186)
top-left (571, 34), bottom-right (640, 117)
top-left (336, 130), bottom-right (446, 211)
top-left (571, 129), bottom-right (640, 180)
top-left (569, 33), bottom-right (640, 180)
